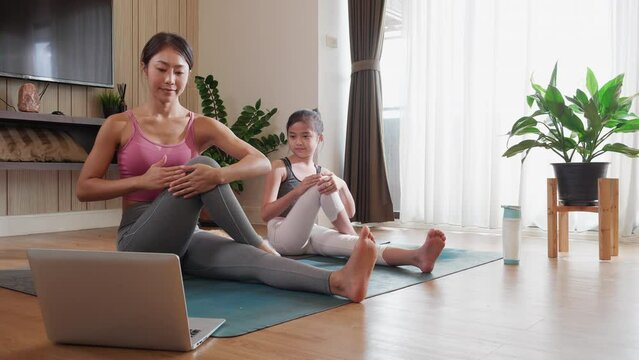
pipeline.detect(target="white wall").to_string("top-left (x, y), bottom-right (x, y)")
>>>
top-left (199, 0), bottom-right (351, 223)
top-left (316, 0), bottom-right (351, 226)
top-left (318, 0), bottom-right (351, 177)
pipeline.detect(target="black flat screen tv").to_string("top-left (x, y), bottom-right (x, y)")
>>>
top-left (0, 0), bottom-right (113, 88)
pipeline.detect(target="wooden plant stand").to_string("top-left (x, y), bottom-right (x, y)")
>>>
top-left (547, 178), bottom-right (619, 260)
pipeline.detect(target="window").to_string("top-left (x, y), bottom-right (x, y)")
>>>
top-left (380, 0), bottom-right (405, 214)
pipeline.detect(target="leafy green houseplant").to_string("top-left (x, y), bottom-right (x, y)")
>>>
top-left (98, 84), bottom-right (127, 118)
top-left (503, 64), bottom-right (639, 204)
top-left (194, 74), bottom-right (287, 192)
top-left (98, 91), bottom-right (122, 118)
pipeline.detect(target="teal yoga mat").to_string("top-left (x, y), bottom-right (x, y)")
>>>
top-left (0, 248), bottom-right (501, 337)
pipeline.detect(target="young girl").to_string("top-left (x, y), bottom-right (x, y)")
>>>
top-left (76, 32), bottom-right (377, 303)
top-left (262, 109), bottom-right (446, 272)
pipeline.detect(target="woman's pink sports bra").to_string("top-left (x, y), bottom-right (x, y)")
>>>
top-left (117, 110), bottom-right (199, 202)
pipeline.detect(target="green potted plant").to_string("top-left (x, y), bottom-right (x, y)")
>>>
top-left (503, 63), bottom-right (639, 205)
top-left (98, 91), bottom-right (122, 118)
top-left (194, 74), bottom-right (287, 193)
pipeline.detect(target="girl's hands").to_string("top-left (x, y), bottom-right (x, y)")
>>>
top-left (296, 171), bottom-right (344, 195)
top-left (318, 171), bottom-right (341, 195)
top-left (141, 155), bottom-right (186, 190)
top-left (295, 174), bottom-right (322, 196)
top-left (169, 163), bottom-right (223, 198)
top-left (318, 169), bottom-right (356, 217)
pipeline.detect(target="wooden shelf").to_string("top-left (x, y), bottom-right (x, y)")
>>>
top-left (0, 110), bottom-right (104, 126)
top-left (0, 110), bottom-right (116, 170)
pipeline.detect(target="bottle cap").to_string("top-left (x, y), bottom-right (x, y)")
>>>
top-left (501, 205), bottom-right (521, 219)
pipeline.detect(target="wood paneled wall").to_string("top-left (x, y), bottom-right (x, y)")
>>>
top-left (0, 0), bottom-right (199, 216)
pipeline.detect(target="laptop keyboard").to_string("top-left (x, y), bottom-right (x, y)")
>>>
top-left (190, 329), bottom-right (201, 338)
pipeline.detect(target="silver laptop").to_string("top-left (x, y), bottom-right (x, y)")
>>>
top-left (27, 249), bottom-right (225, 352)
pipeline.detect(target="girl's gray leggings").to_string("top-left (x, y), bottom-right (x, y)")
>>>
top-left (116, 156), bottom-right (331, 295)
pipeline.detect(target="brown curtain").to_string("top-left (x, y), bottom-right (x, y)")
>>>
top-left (344, 0), bottom-right (394, 223)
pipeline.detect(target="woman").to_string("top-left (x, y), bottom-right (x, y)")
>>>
top-left (76, 32), bottom-right (376, 302)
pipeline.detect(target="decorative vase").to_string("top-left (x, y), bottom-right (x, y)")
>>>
top-left (18, 83), bottom-right (40, 112)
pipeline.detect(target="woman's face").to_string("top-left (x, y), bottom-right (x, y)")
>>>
top-left (143, 47), bottom-right (189, 103)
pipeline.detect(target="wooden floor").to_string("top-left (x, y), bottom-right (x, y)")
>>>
top-left (1, 225), bottom-right (638, 360)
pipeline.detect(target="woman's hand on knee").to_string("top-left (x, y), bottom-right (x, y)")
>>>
top-left (169, 163), bottom-right (222, 198)
top-left (141, 155), bottom-right (187, 190)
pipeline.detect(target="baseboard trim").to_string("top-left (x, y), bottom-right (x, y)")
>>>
top-left (0, 209), bottom-right (123, 237)
top-left (1, 205), bottom-right (362, 238)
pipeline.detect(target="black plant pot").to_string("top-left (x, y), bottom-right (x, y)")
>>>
top-left (551, 162), bottom-right (609, 206)
top-left (102, 104), bottom-right (121, 118)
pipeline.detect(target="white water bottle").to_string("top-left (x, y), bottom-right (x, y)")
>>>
top-left (501, 205), bottom-right (521, 265)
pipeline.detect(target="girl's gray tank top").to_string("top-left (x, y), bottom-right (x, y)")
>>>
top-left (276, 157), bottom-right (321, 217)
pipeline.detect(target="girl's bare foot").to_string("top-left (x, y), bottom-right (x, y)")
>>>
top-left (416, 229), bottom-right (446, 273)
top-left (329, 226), bottom-right (377, 302)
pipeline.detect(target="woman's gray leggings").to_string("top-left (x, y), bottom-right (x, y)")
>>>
top-left (117, 156), bottom-right (331, 295)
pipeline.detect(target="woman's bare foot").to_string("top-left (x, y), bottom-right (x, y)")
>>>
top-left (329, 226), bottom-right (377, 302)
top-left (416, 229), bottom-right (446, 273)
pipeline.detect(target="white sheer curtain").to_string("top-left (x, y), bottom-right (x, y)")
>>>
top-left (398, 0), bottom-right (639, 235)
top-left (612, 0), bottom-right (639, 236)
